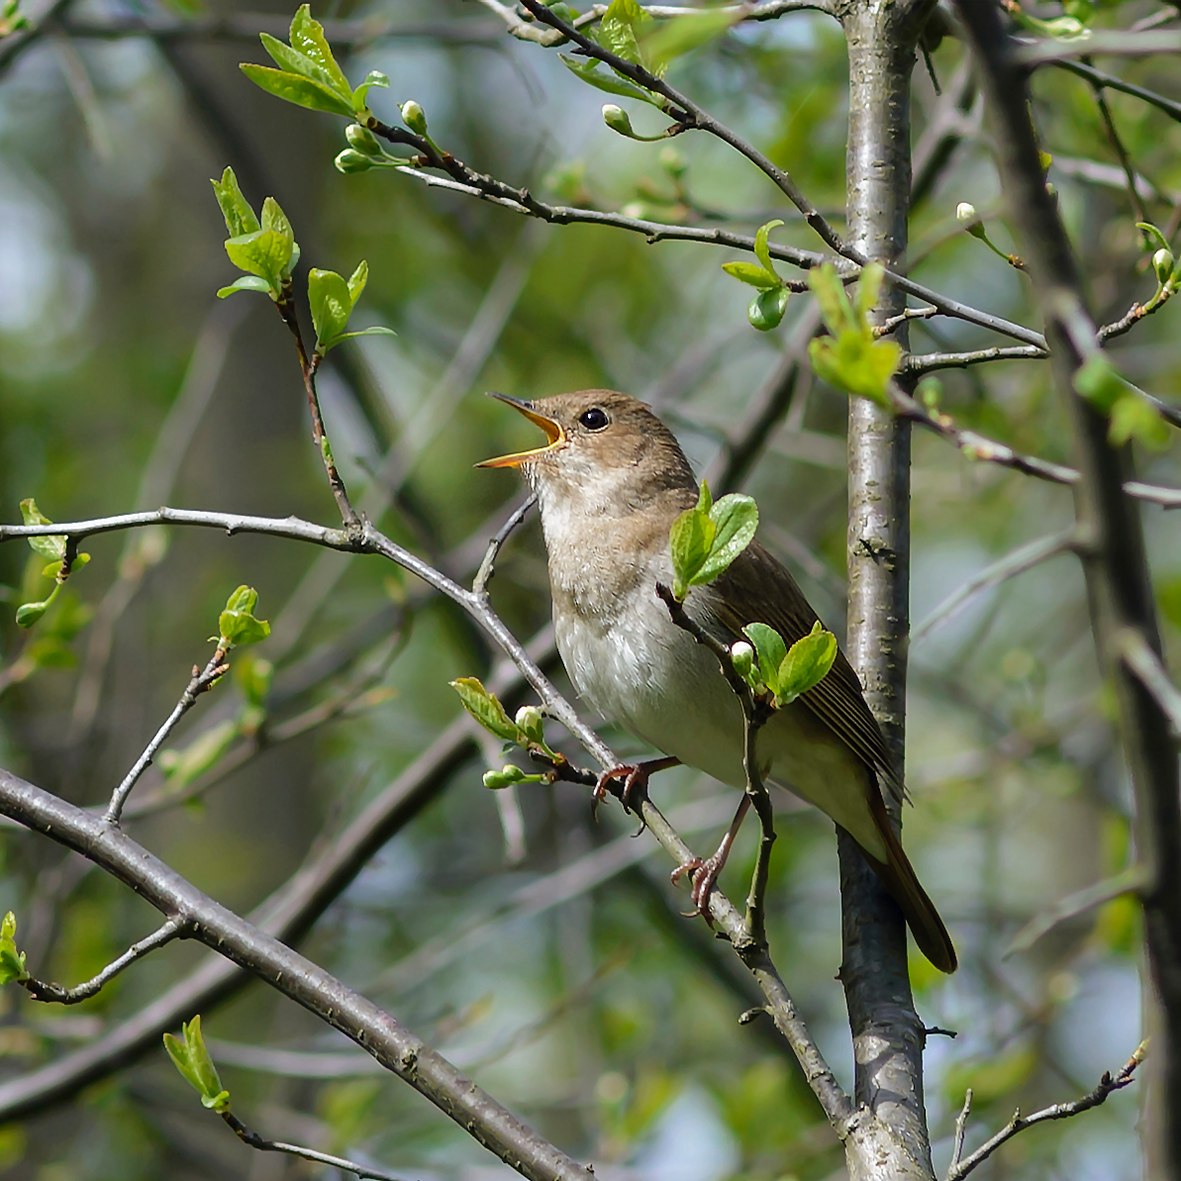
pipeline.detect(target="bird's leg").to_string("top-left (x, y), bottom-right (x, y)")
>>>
top-left (672, 793), bottom-right (753, 915)
top-left (592, 756), bottom-right (680, 815)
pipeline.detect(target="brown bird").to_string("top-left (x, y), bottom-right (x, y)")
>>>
top-left (480, 389), bottom-right (956, 973)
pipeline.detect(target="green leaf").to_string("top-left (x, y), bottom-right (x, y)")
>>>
top-left (721, 261), bottom-right (781, 290)
top-left (352, 69), bottom-right (389, 111)
top-left (217, 585), bottom-right (271, 650)
top-left (559, 56), bottom-right (663, 106)
top-left (450, 676), bottom-right (521, 742)
top-left (774, 621), bottom-right (837, 705)
top-left (163, 1016), bottom-right (231, 1113)
top-left (1074, 354), bottom-right (1125, 413)
top-left (1136, 221), bottom-right (1170, 255)
top-left (257, 31), bottom-right (346, 98)
top-left (741, 623), bottom-right (788, 696)
top-left (1109, 391), bottom-right (1171, 451)
top-left (346, 259), bottom-right (369, 305)
top-left (640, 10), bottom-right (738, 72)
top-left (0, 912), bottom-right (28, 984)
top-left (322, 327), bottom-right (398, 348)
top-left (224, 228), bottom-right (293, 289)
top-left (600, 0), bottom-right (651, 68)
top-left (239, 64), bottom-right (355, 118)
top-left (259, 195), bottom-right (293, 240)
top-left (308, 268), bottom-right (353, 351)
top-left (748, 286), bottom-right (790, 332)
top-left (288, 3), bottom-right (351, 98)
top-left (695, 494), bottom-right (758, 586)
top-left (808, 332), bottom-right (900, 405)
top-left (19, 498), bottom-right (65, 560)
top-left (216, 275), bottom-right (273, 300)
top-left (853, 262), bottom-right (886, 323)
top-left (669, 503), bottom-right (716, 601)
top-left (753, 219), bottom-right (784, 280)
top-left (210, 167), bottom-right (259, 238)
top-left (808, 263), bottom-right (851, 332)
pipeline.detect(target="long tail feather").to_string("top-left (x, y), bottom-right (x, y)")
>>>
top-left (863, 789), bottom-right (957, 973)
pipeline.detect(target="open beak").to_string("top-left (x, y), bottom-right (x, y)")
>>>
top-left (476, 392), bottom-right (566, 468)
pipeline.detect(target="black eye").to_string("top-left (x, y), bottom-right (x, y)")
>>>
top-left (578, 407), bottom-right (610, 431)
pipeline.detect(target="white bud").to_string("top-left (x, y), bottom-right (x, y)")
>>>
top-left (955, 202), bottom-right (977, 223)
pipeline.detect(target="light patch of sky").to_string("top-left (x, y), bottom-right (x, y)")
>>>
top-left (631, 1083), bottom-right (739, 1180)
top-left (0, 171), bottom-right (94, 360)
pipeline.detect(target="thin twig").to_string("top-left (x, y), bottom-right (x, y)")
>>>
top-left (473, 495), bottom-right (536, 598)
top-left (912, 529), bottom-right (1078, 643)
top-left (1120, 629), bottom-right (1181, 737)
top-left (946, 1044), bottom-right (1147, 1181)
top-left (886, 384), bottom-right (1181, 507)
top-left (1006, 865), bottom-right (1150, 956)
top-left (22, 918), bottom-right (186, 1004)
top-left (221, 1109), bottom-right (408, 1181)
top-left (950, 1088), bottom-right (973, 1170)
top-left (274, 294), bottom-right (359, 530)
top-left (105, 651), bottom-right (229, 823)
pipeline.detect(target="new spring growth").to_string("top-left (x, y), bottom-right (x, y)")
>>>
top-left (400, 100), bottom-right (428, 135)
top-left (730, 640), bottom-right (756, 685)
top-left (345, 123), bottom-right (384, 157)
top-left (955, 202), bottom-right (987, 242)
top-left (603, 104), bottom-right (635, 135)
top-left (1153, 248), bottom-right (1175, 288)
top-left (514, 705), bottom-right (546, 747)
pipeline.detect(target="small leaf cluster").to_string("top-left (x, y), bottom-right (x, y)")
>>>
top-left (668, 482), bottom-right (758, 602)
top-left (733, 621), bottom-right (837, 708)
top-left (449, 678), bottom-right (557, 789)
top-left (722, 220), bottom-right (791, 331)
top-left (807, 263), bottom-right (902, 405)
top-left (163, 1016), bottom-right (231, 1113)
top-left (212, 168), bottom-right (392, 354)
top-left (1074, 356), bottom-right (1171, 451)
top-left (240, 4), bottom-right (387, 120)
top-left (561, 0), bottom-right (734, 110)
top-left (216, 585), bottom-right (271, 652)
top-left (1138, 222), bottom-right (1180, 311)
top-left (1009, 0), bottom-right (1093, 40)
top-left (211, 168), bottom-right (300, 301)
top-left (308, 261), bottom-right (395, 355)
top-left (14, 499), bottom-right (90, 628)
top-left (0, 0), bottom-right (30, 37)
top-left (0, 912), bottom-right (28, 985)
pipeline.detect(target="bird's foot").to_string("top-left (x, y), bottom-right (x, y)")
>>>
top-left (591, 756), bottom-right (678, 818)
top-left (671, 854), bottom-right (724, 919)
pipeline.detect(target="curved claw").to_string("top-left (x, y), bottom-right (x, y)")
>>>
top-left (591, 756), bottom-right (679, 818)
top-left (671, 855), bottom-right (723, 919)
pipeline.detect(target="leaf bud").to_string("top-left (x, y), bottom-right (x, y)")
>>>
top-left (483, 764), bottom-right (526, 790)
top-left (514, 705), bottom-right (545, 744)
top-left (602, 104), bottom-right (635, 137)
top-left (345, 123), bottom-right (384, 157)
top-left (400, 100), bottom-right (428, 135)
top-left (730, 640), bottom-right (755, 681)
top-left (334, 149), bottom-right (374, 175)
top-left (1152, 248), bottom-right (1175, 286)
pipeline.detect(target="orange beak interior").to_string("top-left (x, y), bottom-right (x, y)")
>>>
top-left (476, 392), bottom-right (566, 468)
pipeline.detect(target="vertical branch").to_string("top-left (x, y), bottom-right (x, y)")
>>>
top-left (950, 6), bottom-right (1181, 1178)
top-left (838, 1), bottom-right (937, 1178)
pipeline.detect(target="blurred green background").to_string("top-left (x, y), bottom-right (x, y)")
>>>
top-left (0, 1), bottom-right (1178, 1177)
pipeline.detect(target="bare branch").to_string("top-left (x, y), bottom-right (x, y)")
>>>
top-left (946, 1044), bottom-right (1147, 1181)
top-left (105, 651), bottom-right (228, 823)
top-left (220, 1108), bottom-right (409, 1181)
top-left (22, 918), bottom-right (186, 1004)
top-left (1121, 629), bottom-right (1181, 737)
top-left (912, 529), bottom-right (1078, 644)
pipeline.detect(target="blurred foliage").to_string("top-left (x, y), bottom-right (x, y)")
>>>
top-left (0, 1), bottom-right (1178, 1179)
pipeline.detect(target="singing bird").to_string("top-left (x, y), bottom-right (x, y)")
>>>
top-left (479, 389), bottom-right (955, 973)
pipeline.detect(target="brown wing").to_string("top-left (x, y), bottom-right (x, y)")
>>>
top-left (697, 539), bottom-right (903, 806)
